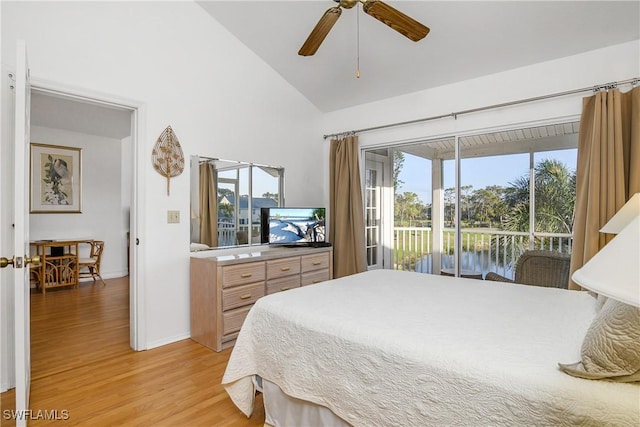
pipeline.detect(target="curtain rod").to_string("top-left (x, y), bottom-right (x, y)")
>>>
top-left (323, 77), bottom-right (639, 140)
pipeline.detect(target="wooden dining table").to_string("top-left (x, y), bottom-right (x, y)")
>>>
top-left (30, 239), bottom-right (92, 293)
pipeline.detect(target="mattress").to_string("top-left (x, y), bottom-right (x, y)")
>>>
top-left (222, 269), bottom-right (640, 426)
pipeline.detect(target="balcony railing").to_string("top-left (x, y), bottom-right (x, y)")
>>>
top-left (393, 227), bottom-right (573, 279)
top-left (217, 223), bottom-right (261, 247)
top-left (218, 222), bottom-right (237, 247)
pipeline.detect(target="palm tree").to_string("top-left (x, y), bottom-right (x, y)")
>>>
top-left (503, 158), bottom-right (575, 234)
top-left (497, 158), bottom-right (576, 264)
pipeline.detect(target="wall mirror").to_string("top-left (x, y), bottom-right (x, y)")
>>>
top-left (190, 155), bottom-right (284, 251)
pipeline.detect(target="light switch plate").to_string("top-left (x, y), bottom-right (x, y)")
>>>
top-left (167, 210), bottom-right (180, 224)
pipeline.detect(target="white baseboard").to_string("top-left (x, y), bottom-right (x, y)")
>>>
top-left (78, 270), bottom-right (128, 283)
top-left (145, 333), bottom-right (192, 351)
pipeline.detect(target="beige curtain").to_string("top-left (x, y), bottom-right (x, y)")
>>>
top-left (199, 163), bottom-right (218, 247)
top-left (569, 86), bottom-right (640, 289)
top-left (329, 135), bottom-right (368, 278)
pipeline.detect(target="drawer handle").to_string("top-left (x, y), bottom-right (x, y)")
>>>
top-left (280, 267), bottom-right (291, 271)
top-left (240, 293), bottom-right (252, 299)
top-left (240, 273), bottom-right (252, 278)
top-left (312, 261), bottom-right (322, 265)
top-left (280, 286), bottom-right (290, 291)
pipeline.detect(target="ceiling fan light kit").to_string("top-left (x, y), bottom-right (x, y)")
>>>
top-left (298, 0), bottom-right (430, 57)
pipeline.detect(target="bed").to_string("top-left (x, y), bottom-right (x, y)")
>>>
top-left (222, 269), bottom-right (640, 426)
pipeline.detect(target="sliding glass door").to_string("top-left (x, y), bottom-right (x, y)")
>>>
top-left (363, 122), bottom-right (578, 280)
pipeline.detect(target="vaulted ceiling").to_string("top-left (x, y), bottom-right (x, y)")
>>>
top-left (198, 1), bottom-right (640, 112)
top-left (29, 1), bottom-right (640, 139)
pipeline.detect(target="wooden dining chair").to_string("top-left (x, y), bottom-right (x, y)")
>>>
top-left (78, 240), bottom-right (106, 286)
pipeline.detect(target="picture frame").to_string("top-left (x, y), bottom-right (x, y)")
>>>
top-left (30, 143), bottom-right (82, 213)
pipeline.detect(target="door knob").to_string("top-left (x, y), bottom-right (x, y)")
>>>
top-left (25, 255), bottom-right (40, 266)
top-left (1, 255), bottom-right (40, 268)
top-left (0, 257), bottom-right (15, 269)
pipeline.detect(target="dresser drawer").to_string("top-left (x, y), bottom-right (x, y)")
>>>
top-left (222, 282), bottom-right (265, 311)
top-left (267, 257), bottom-right (301, 280)
top-left (223, 305), bottom-right (253, 335)
top-left (301, 269), bottom-right (330, 286)
top-left (191, 248), bottom-right (333, 352)
top-left (301, 252), bottom-right (330, 273)
top-left (266, 275), bottom-right (301, 295)
top-left (221, 262), bottom-right (265, 288)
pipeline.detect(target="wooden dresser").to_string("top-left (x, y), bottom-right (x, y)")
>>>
top-left (190, 246), bottom-right (333, 352)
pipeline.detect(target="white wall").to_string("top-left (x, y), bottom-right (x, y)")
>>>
top-left (1, 1), bottom-right (323, 349)
top-left (323, 40), bottom-right (640, 149)
top-left (29, 125), bottom-right (129, 279)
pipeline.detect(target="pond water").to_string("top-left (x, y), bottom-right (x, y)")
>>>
top-left (415, 251), bottom-right (515, 279)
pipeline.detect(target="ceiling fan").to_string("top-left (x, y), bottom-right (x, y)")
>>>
top-left (298, 0), bottom-right (430, 56)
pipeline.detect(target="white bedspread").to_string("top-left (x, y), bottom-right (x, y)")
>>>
top-left (222, 269), bottom-right (640, 426)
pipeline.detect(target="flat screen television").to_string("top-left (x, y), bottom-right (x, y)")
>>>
top-left (260, 207), bottom-right (328, 246)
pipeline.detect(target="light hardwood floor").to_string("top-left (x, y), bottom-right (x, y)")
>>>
top-left (1, 277), bottom-right (264, 426)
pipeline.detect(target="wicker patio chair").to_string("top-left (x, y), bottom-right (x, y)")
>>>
top-left (485, 250), bottom-right (571, 289)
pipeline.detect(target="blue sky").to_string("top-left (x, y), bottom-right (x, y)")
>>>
top-left (397, 149), bottom-right (578, 204)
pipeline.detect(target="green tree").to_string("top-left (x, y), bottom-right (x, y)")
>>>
top-left (502, 158), bottom-right (575, 234)
top-left (218, 188), bottom-right (233, 198)
top-left (395, 192), bottom-right (425, 226)
top-left (262, 192), bottom-right (279, 202)
top-left (469, 186), bottom-right (507, 227)
top-left (393, 151), bottom-right (405, 191)
top-left (460, 185), bottom-right (474, 224)
top-left (444, 187), bottom-right (456, 227)
top-left (218, 203), bottom-right (234, 222)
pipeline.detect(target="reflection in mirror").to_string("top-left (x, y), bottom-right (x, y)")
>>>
top-left (190, 155), bottom-right (284, 251)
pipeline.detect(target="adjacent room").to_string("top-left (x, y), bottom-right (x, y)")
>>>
top-left (1, 1), bottom-right (638, 426)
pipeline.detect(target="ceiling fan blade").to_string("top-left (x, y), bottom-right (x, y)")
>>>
top-left (363, 0), bottom-right (429, 42)
top-left (298, 6), bottom-right (342, 56)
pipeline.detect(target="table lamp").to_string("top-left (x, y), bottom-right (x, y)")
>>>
top-left (571, 193), bottom-right (640, 307)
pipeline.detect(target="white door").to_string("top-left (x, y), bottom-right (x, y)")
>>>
top-left (12, 40), bottom-right (32, 427)
top-left (364, 152), bottom-right (393, 270)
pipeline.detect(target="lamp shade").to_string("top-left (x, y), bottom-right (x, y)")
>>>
top-left (572, 215), bottom-right (640, 307)
top-left (600, 193), bottom-right (640, 234)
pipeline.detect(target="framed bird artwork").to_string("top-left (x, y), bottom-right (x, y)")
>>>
top-left (30, 143), bottom-right (82, 213)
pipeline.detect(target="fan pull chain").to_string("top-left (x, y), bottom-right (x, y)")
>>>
top-left (356, 2), bottom-right (361, 78)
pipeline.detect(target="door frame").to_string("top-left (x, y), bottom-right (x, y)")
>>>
top-left (29, 77), bottom-right (147, 351)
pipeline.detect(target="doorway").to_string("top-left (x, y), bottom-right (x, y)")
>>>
top-left (27, 87), bottom-right (137, 378)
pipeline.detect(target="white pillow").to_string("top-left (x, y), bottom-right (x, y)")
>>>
top-left (559, 298), bottom-right (640, 382)
top-left (190, 242), bottom-right (211, 251)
